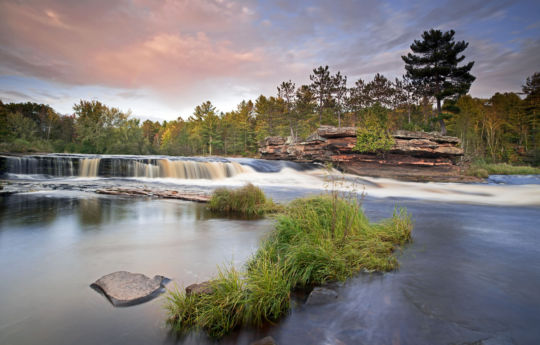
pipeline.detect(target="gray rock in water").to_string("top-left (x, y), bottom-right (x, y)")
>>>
top-left (463, 335), bottom-right (515, 345)
top-left (250, 336), bottom-right (277, 345)
top-left (305, 287), bottom-right (338, 305)
top-left (91, 271), bottom-right (169, 307)
top-left (185, 281), bottom-right (214, 295)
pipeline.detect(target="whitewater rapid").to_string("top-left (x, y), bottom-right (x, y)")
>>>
top-left (2, 154), bottom-right (540, 206)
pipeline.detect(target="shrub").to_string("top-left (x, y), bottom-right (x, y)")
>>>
top-left (353, 114), bottom-right (395, 153)
top-left (209, 183), bottom-right (278, 216)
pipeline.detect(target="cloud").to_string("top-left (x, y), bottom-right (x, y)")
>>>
top-left (0, 0), bottom-right (538, 119)
top-left (468, 38), bottom-right (540, 96)
top-left (0, 90), bottom-right (36, 103)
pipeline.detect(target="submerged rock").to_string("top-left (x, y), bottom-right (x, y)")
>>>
top-left (185, 281), bottom-right (214, 295)
top-left (305, 287), bottom-right (338, 305)
top-left (91, 271), bottom-right (169, 307)
top-left (462, 335), bottom-right (515, 345)
top-left (250, 336), bottom-right (277, 345)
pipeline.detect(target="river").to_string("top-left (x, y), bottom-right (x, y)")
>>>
top-left (1, 154), bottom-right (539, 344)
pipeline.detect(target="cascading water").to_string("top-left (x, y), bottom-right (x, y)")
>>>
top-left (2, 155), bottom-right (76, 176)
top-left (0, 154), bottom-right (251, 180)
top-left (79, 158), bottom-right (100, 177)
top-left (2, 154), bottom-right (540, 206)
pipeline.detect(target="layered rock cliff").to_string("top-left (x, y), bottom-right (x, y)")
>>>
top-left (259, 126), bottom-right (474, 182)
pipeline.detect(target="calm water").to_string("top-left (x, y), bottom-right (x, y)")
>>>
top-left (0, 192), bottom-right (273, 345)
top-left (1, 156), bottom-right (540, 344)
top-left (1, 190), bottom-right (539, 345)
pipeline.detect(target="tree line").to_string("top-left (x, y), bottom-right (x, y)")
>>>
top-left (0, 29), bottom-right (539, 165)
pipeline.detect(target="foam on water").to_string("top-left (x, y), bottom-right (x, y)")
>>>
top-left (3, 154), bottom-right (540, 206)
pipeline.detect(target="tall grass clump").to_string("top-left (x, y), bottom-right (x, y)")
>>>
top-left (166, 193), bottom-right (413, 338)
top-left (254, 195), bottom-right (412, 287)
top-left (209, 183), bottom-right (278, 216)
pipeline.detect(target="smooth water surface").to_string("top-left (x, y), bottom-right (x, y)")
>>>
top-left (1, 190), bottom-right (539, 345)
top-left (2, 155), bottom-right (540, 344)
top-left (0, 192), bottom-right (273, 345)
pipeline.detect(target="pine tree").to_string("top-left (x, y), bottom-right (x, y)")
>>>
top-left (332, 72), bottom-right (347, 127)
top-left (402, 29), bottom-right (475, 135)
top-left (309, 65), bottom-right (333, 125)
top-left (277, 80), bottom-right (297, 140)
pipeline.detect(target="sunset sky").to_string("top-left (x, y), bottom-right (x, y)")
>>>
top-left (1, 0), bottom-right (539, 121)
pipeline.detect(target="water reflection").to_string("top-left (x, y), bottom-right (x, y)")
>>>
top-left (0, 192), bottom-right (275, 345)
top-left (1, 192), bottom-right (539, 345)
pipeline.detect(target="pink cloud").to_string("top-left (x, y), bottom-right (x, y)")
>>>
top-left (0, 0), bottom-right (271, 91)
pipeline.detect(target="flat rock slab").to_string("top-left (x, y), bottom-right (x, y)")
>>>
top-left (91, 271), bottom-right (170, 307)
top-left (95, 188), bottom-right (210, 202)
top-left (305, 287), bottom-right (338, 305)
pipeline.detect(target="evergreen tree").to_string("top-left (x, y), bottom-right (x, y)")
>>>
top-left (522, 72), bottom-right (540, 162)
top-left (277, 80), bottom-right (297, 140)
top-left (332, 72), bottom-right (347, 127)
top-left (402, 29), bottom-right (475, 135)
top-left (309, 65), bottom-right (333, 125)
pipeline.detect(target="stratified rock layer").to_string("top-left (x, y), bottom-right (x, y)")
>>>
top-left (259, 126), bottom-right (474, 182)
top-left (91, 271), bottom-right (169, 306)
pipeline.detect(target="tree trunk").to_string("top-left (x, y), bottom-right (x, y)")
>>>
top-left (437, 98), bottom-right (447, 135)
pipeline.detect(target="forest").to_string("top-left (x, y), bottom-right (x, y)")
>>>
top-left (1, 29), bottom-right (539, 166)
top-left (0, 70), bottom-right (537, 165)
top-left (0, 70), bottom-right (538, 165)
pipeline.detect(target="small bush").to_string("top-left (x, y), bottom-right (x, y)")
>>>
top-left (466, 166), bottom-right (489, 178)
top-left (353, 114), bottom-right (395, 153)
top-left (209, 183), bottom-right (278, 216)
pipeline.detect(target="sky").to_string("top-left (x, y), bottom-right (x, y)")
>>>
top-left (0, 0), bottom-right (539, 121)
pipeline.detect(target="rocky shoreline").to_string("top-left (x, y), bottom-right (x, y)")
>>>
top-left (259, 126), bottom-right (480, 182)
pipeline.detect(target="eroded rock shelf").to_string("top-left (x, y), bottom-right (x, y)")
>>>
top-left (260, 126), bottom-right (476, 182)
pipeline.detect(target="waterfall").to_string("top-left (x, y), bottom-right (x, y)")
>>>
top-left (127, 159), bottom-right (247, 179)
top-left (154, 160), bottom-right (246, 179)
top-left (1, 156), bottom-right (75, 176)
top-left (1, 155), bottom-right (250, 180)
top-left (79, 158), bottom-right (101, 177)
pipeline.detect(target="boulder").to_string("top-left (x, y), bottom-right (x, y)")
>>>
top-left (317, 125), bottom-right (357, 138)
top-left (305, 287), bottom-right (338, 305)
top-left (264, 136), bottom-right (286, 146)
top-left (185, 281), bottom-right (214, 295)
top-left (393, 130), bottom-right (461, 144)
top-left (91, 271), bottom-right (169, 307)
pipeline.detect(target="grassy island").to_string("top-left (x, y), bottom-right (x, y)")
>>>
top-left (165, 188), bottom-right (412, 338)
top-left (208, 183), bottom-right (279, 216)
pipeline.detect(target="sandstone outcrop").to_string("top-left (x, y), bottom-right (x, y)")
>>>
top-left (259, 126), bottom-right (474, 182)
